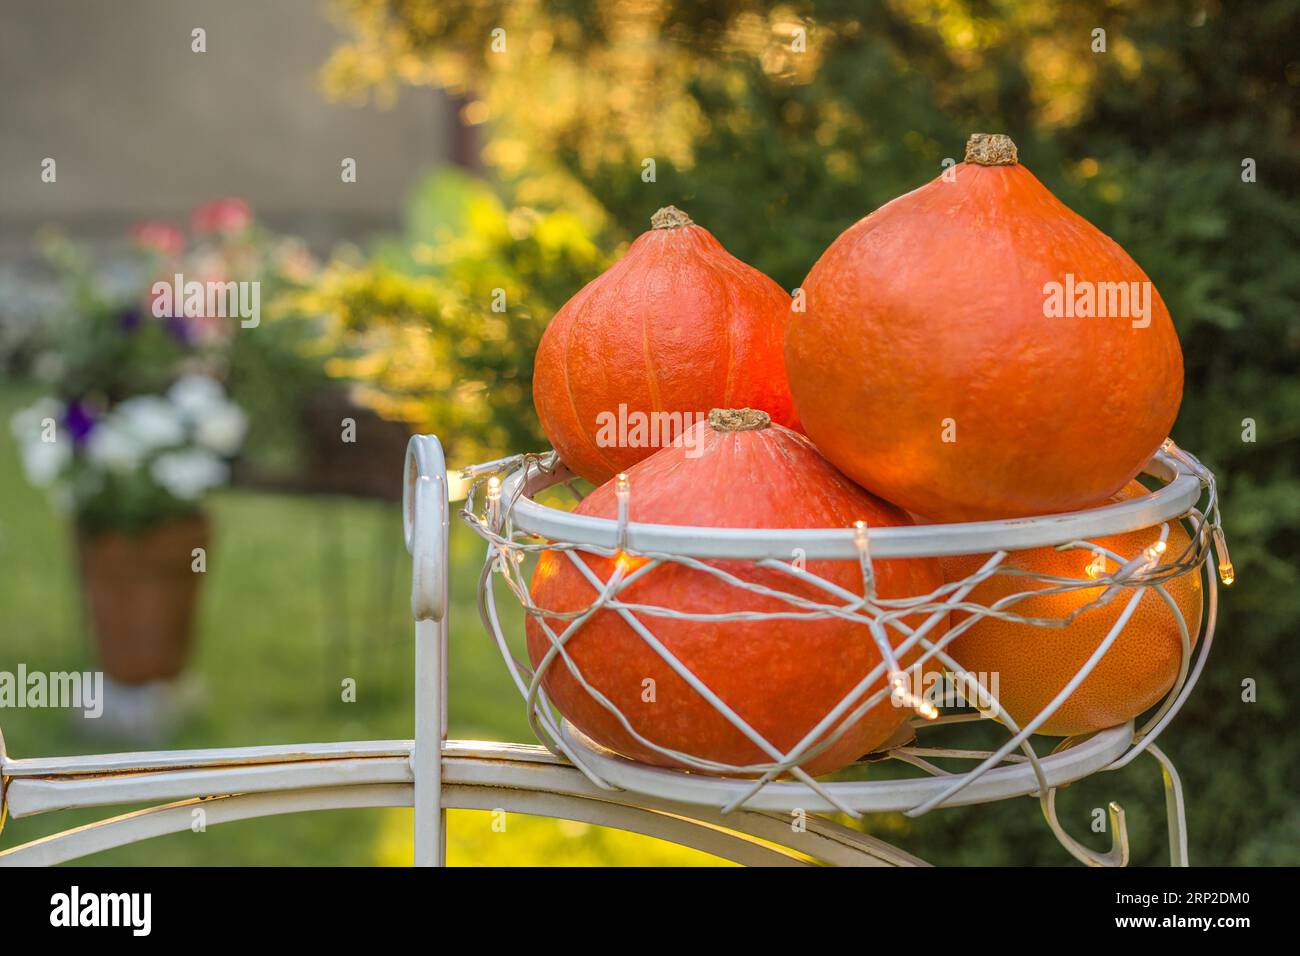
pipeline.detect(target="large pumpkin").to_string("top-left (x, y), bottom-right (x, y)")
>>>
top-left (526, 408), bottom-right (946, 777)
top-left (941, 482), bottom-right (1202, 736)
top-left (786, 134), bottom-right (1184, 522)
top-left (533, 207), bottom-right (799, 485)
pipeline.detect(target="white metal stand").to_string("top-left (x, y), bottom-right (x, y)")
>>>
top-left (0, 434), bottom-right (1222, 867)
top-left (405, 435), bottom-right (450, 866)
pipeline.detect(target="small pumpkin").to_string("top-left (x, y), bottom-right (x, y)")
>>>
top-left (526, 408), bottom-right (946, 777)
top-left (533, 207), bottom-right (799, 485)
top-left (786, 134), bottom-right (1184, 521)
top-left (941, 481), bottom-right (1202, 736)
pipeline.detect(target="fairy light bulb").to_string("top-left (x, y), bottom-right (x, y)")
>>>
top-left (1085, 551), bottom-right (1107, 580)
top-left (486, 475), bottom-right (502, 528)
top-left (890, 670), bottom-right (939, 720)
top-left (854, 519), bottom-right (876, 600)
top-left (1213, 525), bottom-right (1235, 586)
top-left (614, 472), bottom-right (630, 551)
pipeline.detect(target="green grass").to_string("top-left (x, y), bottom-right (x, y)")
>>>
top-left (0, 382), bottom-right (724, 866)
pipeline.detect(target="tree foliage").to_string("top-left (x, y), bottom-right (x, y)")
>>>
top-left (323, 0), bottom-right (1300, 864)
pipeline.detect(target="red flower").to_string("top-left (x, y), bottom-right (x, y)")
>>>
top-left (129, 220), bottom-right (185, 257)
top-left (192, 198), bottom-right (252, 235)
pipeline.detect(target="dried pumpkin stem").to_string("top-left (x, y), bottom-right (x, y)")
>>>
top-left (708, 408), bottom-right (770, 432)
top-left (964, 133), bottom-right (1019, 166)
top-left (651, 205), bottom-right (695, 229)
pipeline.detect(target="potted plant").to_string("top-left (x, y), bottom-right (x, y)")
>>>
top-left (11, 376), bottom-right (247, 684)
top-left (9, 203), bottom-right (270, 686)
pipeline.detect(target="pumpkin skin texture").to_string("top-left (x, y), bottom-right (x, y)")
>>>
top-left (941, 482), bottom-right (1202, 737)
top-left (533, 207), bottom-right (799, 486)
top-left (526, 409), bottom-right (946, 777)
top-left (786, 134), bottom-right (1184, 522)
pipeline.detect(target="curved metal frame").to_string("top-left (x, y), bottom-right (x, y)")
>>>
top-left (0, 740), bottom-right (920, 867)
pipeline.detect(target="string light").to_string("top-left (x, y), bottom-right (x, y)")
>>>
top-left (1085, 551), bottom-right (1108, 580)
top-left (1131, 539), bottom-right (1167, 578)
top-left (483, 476), bottom-right (505, 570)
top-left (1095, 537), bottom-right (1167, 607)
top-left (890, 670), bottom-right (939, 720)
top-left (1213, 525), bottom-right (1235, 586)
top-left (854, 519), bottom-right (876, 600)
top-left (615, 472), bottom-right (630, 551)
top-left (614, 551), bottom-right (646, 575)
top-left (486, 475), bottom-right (502, 529)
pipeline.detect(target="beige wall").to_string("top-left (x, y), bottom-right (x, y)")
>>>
top-left (0, 0), bottom-right (453, 252)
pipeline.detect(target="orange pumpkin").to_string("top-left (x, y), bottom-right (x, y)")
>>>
top-left (533, 207), bottom-right (799, 485)
top-left (941, 482), bottom-right (1202, 736)
top-left (526, 408), bottom-right (946, 777)
top-left (786, 134), bottom-right (1184, 522)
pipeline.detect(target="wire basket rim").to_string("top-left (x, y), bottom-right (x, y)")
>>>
top-left (557, 717), bottom-right (1135, 813)
top-left (498, 446), bottom-right (1203, 559)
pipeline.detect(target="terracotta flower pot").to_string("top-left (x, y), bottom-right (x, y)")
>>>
top-left (76, 514), bottom-right (210, 684)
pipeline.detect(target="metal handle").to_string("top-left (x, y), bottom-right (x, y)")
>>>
top-left (404, 435), bottom-right (449, 623)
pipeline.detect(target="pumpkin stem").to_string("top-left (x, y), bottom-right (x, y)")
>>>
top-left (651, 206), bottom-right (695, 229)
top-left (708, 408), bottom-right (770, 432)
top-left (964, 133), bottom-right (1018, 166)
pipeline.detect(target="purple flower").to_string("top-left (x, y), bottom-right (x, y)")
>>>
top-left (165, 314), bottom-right (195, 344)
top-left (117, 306), bottom-right (143, 332)
top-left (63, 400), bottom-right (97, 446)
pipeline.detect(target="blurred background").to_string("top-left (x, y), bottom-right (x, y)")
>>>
top-left (0, 0), bottom-right (1296, 865)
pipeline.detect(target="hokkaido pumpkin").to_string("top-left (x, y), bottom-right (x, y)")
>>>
top-left (526, 408), bottom-right (946, 776)
top-left (533, 207), bottom-right (799, 485)
top-left (941, 481), bottom-right (1202, 737)
top-left (786, 133), bottom-right (1184, 522)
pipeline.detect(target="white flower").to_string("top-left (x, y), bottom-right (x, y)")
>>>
top-left (114, 395), bottom-right (185, 451)
top-left (18, 435), bottom-right (71, 487)
top-left (9, 397), bottom-right (63, 442)
top-left (9, 398), bottom-right (68, 487)
top-left (167, 374), bottom-right (227, 417)
top-left (194, 402), bottom-right (248, 456)
top-left (150, 449), bottom-right (229, 501)
top-left (85, 422), bottom-right (144, 474)
top-left (166, 375), bottom-right (247, 457)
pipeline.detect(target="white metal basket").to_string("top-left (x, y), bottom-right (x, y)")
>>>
top-left (459, 436), bottom-right (1229, 867)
